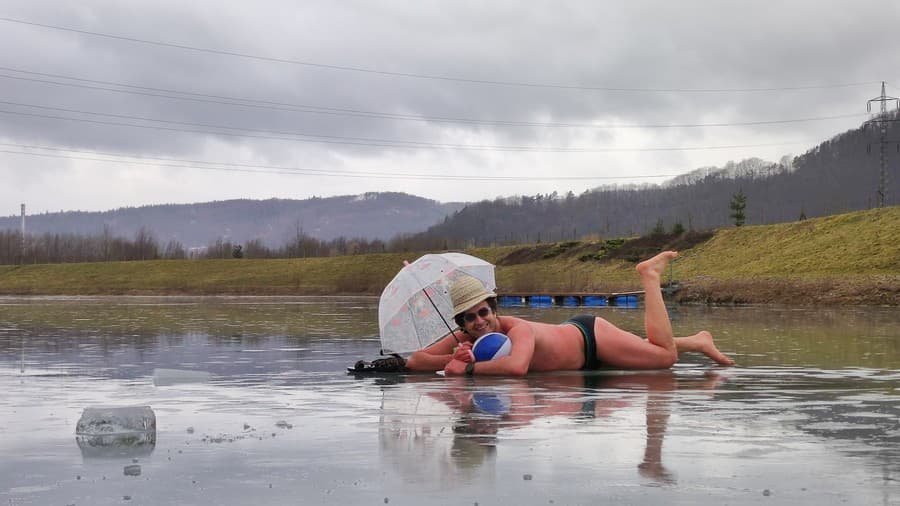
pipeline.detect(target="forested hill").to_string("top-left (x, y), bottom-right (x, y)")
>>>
top-left (0, 193), bottom-right (465, 247)
top-left (414, 113), bottom-right (900, 246)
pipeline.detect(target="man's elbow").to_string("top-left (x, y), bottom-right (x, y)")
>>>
top-left (405, 353), bottom-right (426, 371)
top-left (506, 363), bottom-right (529, 377)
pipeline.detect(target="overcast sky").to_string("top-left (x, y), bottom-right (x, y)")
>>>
top-left (1, 0), bottom-right (898, 215)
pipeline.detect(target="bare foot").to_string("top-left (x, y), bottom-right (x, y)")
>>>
top-left (636, 251), bottom-right (678, 280)
top-left (638, 461), bottom-right (676, 485)
top-left (695, 331), bottom-right (734, 366)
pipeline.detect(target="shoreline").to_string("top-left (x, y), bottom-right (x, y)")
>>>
top-left (0, 275), bottom-right (896, 306)
top-left (675, 276), bottom-right (900, 306)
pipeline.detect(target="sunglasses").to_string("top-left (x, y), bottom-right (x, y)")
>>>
top-left (462, 307), bottom-right (492, 323)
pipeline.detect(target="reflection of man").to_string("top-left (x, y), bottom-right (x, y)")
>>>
top-left (377, 383), bottom-right (497, 487)
top-left (406, 251), bottom-right (734, 376)
top-left (415, 371), bottom-right (726, 486)
top-left (450, 414), bottom-right (499, 471)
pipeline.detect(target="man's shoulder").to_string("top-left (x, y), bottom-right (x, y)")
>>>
top-left (498, 315), bottom-right (531, 329)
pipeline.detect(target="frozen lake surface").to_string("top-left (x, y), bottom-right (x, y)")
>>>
top-left (0, 296), bottom-right (898, 505)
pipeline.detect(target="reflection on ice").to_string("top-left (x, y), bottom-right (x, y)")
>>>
top-left (376, 372), bottom-right (730, 489)
top-left (0, 367), bottom-right (71, 377)
top-left (76, 432), bottom-right (156, 459)
top-left (75, 405), bottom-right (157, 459)
top-left (378, 388), bottom-right (497, 487)
top-left (471, 391), bottom-right (512, 416)
top-left (152, 368), bottom-right (211, 386)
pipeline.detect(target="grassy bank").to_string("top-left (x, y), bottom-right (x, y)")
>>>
top-left (0, 206), bottom-right (897, 305)
top-left (671, 206), bottom-right (900, 304)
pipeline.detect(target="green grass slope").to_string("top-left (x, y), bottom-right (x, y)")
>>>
top-left (0, 206), bottom-right (897, 305)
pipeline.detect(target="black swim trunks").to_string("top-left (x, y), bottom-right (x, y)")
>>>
top-left (563, 314), bottom-right (601, 370)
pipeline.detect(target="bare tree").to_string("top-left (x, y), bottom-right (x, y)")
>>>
top-left (134, 227), bottom-right (159, 261)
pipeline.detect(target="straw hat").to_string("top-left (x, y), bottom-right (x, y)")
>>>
top-left (450, 275), bottom-right (496, 317)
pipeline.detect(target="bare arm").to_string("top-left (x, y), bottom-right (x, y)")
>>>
top-left (405, 330), bottom-right (469, 372)
top-left (445, 317), bottom-right (535, 377)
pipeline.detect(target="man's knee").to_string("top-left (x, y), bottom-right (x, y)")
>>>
top-left (659, 351), bottom-right (677, 369)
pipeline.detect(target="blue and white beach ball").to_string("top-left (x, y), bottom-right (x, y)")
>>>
top-left (472, 332), bottom-right (512, 362)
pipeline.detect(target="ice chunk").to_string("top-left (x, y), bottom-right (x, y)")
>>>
top-left (75, 406), bottom-right (157, 459)
top-left (77, 406), bottom-right (156, 435)
top-left (152, 368), bottom-right (211, 386)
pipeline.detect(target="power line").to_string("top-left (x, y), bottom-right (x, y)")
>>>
top-left (0, 16), bottom-right (880, 93)
top-left (0, 100), bottom-right (511, 149)
top-left (0, 144), bottom-right (686, 181)
top-left (0, 106), bottom-right (808, 153)
top-left (0, 68), bottom-right (868, 129)
top-left (866, 81), bottom-right (900, 207)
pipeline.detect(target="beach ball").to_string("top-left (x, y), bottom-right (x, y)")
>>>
top-left (472, 332), bottom-right (512, 362)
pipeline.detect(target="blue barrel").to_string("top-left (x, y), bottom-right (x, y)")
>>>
top-left (562, 296), bottom-right (580, 307)
top-left (612, 295), bottom-right (639, 308)
top-left (498, 295), bottom-right (524, 307)
top-left (529, 295), bottom-right (553, 307)
top-left (582, 296), bottom-right (607, 307)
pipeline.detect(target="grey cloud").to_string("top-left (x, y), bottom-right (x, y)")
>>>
top-left (1, 0), bottom-right (898, 212)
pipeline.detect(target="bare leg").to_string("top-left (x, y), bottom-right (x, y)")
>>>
top-left (594, 252), bottom-right (679, 369)
top-left (635, 251), bottom-right (678, 364)
top-left (674, 331), bottom-right (735, 366)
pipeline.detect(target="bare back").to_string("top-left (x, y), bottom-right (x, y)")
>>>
top-left (497, 316), bottom-right (586, 371)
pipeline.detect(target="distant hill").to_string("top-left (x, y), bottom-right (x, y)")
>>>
top-left (662, 156), bottom-right (797, 187)
top-left (412, 113), bottom-right (900, 246)
top-left (0, 193), bottom-right (465, 247)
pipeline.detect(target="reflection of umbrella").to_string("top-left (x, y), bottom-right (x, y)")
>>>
top-left (378, 253), bottom-right (496, 354)
top-left (378, 388), bottom-right (497, 484)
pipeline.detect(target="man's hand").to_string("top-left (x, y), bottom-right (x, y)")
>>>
top-left (444, 358), bottom-right (469, 376)
top-left (452, 342), bottom-right (475, 363)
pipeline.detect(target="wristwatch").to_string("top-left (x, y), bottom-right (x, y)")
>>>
top-left (465, 362), bottom-right (476, 376)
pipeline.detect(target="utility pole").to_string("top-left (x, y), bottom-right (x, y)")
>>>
top-left (866, 82), bottom-right (899, 207)
top-left (20, 203), bottom-right (25, 262)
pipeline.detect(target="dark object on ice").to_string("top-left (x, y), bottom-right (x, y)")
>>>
top-left (349, 354), bottom-right (407, 373)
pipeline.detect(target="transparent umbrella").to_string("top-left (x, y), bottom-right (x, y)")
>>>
top-left (378, 252), bottom-right (496, 355)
